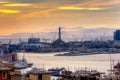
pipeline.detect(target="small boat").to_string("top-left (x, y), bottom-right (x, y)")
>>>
top-left (48, 68), bottom-right (65, 75)
top-left (23, 67), bottom-right (46, 77)
top-left (114, 62), bottom-right (120, 69)
top-left (14, 58), bottom-right (33, 69)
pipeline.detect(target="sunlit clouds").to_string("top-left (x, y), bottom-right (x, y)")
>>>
top-left (0, 2), bottom-right (32, 14)
top-left (58, 7), bottom-right (105, 11)
top-left (0, 9), bottom-right (20, 14)
top-left (3, 3), bottom-right (32, 7)
top-left (0, 1), bottom-right (10, 4)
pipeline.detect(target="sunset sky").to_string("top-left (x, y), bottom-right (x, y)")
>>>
top-left (0, 0), bottom-right (120, 35)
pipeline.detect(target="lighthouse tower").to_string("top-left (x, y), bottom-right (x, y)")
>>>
top-left (52, 27), bottom-right (65, 48)
top-left (58, 27), bottom-right (61, 40)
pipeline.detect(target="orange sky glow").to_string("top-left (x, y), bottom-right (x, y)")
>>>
top-left (0, 0), bottom-right (120, 35)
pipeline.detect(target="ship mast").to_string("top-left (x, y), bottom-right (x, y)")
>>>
top-left (109, 54), bottom-right (112, 74)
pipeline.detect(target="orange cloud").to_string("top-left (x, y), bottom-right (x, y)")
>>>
top-left (0, 1), bottom-right (10, 4)
top-left (0, 9), bottom-right (20, 14)
top-left (19, 9), bottom-right (57, 20)
top-left (3, 3), bottom-right (32, 7)
top-left (19, 11), bottom-right (48, 20)
top-left (65, 0), bottom-right (120, 8)
top-left (58, 6), bottom-right (105, 10)
top-left (97, 0), bottom-right (120, 6)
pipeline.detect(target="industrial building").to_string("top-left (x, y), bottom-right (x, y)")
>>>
top-left (114, 30), bottom-right (120, 41)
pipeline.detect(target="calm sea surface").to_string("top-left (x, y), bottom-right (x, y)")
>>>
top-left (17, 52), bottom-right (120, 74)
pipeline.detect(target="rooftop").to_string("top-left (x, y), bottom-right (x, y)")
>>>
top-left (29, 68), bottom-right (50, 74)
top-left (0, 61), bottom-right (11, 71)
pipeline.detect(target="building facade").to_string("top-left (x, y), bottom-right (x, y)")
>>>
top-left (114, 30), bottom-right (120, 40)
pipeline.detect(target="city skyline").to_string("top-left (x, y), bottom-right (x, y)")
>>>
top-left (0, 0), bottom-right (120, 35)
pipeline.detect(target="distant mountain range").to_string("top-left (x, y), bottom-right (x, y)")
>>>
top-left (9, 28), bottom-right (116, 41)
top-left (0, 28), bottom-right (117, 44)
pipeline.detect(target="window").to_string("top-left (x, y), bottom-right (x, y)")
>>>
top-left (2, 71), bottom-right (7, 79)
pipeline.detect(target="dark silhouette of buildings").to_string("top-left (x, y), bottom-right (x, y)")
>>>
top-left (114, 30), bottom-right (120, 41)
top-left (28, 38), bottom-right (40, 44)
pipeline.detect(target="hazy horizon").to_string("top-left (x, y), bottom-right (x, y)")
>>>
top-left (0, 27), bottom-right (115, 44)
top-left (0, 27), bottom-right (118, 36)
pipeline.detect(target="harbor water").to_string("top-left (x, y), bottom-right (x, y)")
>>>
top-left (17, 52), bottom-right (120, 74)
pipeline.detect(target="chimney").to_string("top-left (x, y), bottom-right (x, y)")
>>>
top-left (58, 27), bottom-right (61, 40)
